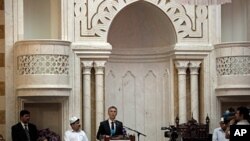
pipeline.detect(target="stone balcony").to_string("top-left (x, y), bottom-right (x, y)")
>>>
top-left (214, 42), bottom-right (250, 97)
top-left (14, 40), bottom-right (71, 97)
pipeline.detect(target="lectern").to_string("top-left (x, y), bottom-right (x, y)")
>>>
top-left (101, 135), bottom-right (135, 141)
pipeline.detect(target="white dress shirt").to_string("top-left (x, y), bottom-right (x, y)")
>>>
top-left (108, 119), bottom-right (116, 130)
top-left (236, 120), bottom-right (250, 125)
top-left (20, 122), bottom-right (29, 130)
top-left (212, 127), bottom-right (229, 141)
top-left (64, 130), bottom-right (88, 141)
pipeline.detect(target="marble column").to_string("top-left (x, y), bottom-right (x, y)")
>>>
top-left (175, 61), bottom-right (189, 123)
top-left (189, 61), bottom-right (201, 121)
top-left (94, 61), bottom-right (106, 131)
top-left (82, 61), bottom-right (93, 139)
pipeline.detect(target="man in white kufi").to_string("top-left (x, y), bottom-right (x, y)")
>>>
top-left (64, 116), bottom-right (89, 141)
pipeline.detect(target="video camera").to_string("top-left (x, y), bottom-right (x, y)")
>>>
top-left (161, 125), bottom-right (179, 141)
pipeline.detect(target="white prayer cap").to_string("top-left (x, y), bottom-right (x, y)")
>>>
top-left (69, 116), bottom-right (79, 124)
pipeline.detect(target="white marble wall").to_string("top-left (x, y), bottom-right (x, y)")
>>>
top-left (222, 0), bottom-right (250, 42)
top-left (214, 42), bottom-right (250, 96)
top-left (5, 0), bottom-right (250, 141)
top-left (14, 40), bottom-right (71, 95)
top-left (13, 40), bottom-right (71, 138)
top-left (105, 60), bottom-right (171, 141)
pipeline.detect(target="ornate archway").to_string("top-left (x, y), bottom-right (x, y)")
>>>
top-left (105, 1), bottom-right (176, 141)
top-left (74, 0), bottom-right (208, 43)
top-left (73, 1), bottom-right (210, 141)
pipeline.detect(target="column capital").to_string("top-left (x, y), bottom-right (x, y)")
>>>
top-left (189, 61), bottom-right (201, 68)
top-left (189, 61), bottom-right (201, 75)
top-left (94, 61), bottom-right (106, 68)
top-left (94, 61), bottom-right (106, 75)
top-left (175, 61), bottom-right (189, 75)
top-left (82, 61), bottom-right (94, 68)
top-left (82, 61), bottom-right (93, 74)
top-left (175, 61), bottom-right (189, 68)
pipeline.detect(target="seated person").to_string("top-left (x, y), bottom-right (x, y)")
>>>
top-left (96, 106), bottom-right (124, 140)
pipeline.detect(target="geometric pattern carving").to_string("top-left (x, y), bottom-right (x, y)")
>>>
top-left (17, 55), bottom-right (69, 75)
top-left (216, 56), bottom-right (250, 76)
top-left (75, 0), bottom-right (208, 42)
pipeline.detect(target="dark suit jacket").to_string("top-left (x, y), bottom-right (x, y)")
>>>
top-left (11, 122), bottom-right (38, 141)
top-left (96, 120), bottom-right (123, 140)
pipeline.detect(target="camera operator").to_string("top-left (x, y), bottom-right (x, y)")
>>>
top-left (225, 106), bottom-right (250, 139)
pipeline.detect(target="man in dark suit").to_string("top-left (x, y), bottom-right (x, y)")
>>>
top-left (11, 110), bottom-right (38, 141)
top-left (96, 106), bottom-right (124, 140)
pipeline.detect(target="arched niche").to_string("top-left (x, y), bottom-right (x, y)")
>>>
top-left (108, 1), bottom-right (177, 50)
top-left (105, 2), bottom-right (175, 140)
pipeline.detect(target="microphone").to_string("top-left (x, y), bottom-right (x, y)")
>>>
top-left (122, 127), bottom-right (127, 137)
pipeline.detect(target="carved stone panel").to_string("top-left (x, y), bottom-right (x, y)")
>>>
top-left (74, 0), bottom-right (208, 42)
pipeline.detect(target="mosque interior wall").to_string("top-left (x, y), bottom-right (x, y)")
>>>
top-left (1, 0), bottom-right (250, 140)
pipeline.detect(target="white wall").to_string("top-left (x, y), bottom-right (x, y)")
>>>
top-left (222, 0), bottom-right (250, 42)
top-left (23, 0), bottom-right (61, 39)
top-left (105, 62), bottom-right (171, 141)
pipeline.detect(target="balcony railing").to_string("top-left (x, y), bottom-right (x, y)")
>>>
top-left (214, 42), bottom-right (250, 96)
top-left (14, 40), bottom-right (71, 96)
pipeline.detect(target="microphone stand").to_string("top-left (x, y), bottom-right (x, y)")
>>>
top-left (123, 125), bottom-right (146, 141)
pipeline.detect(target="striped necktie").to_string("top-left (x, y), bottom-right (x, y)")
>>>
top-left (24, 124), bottom-right (30, 141)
